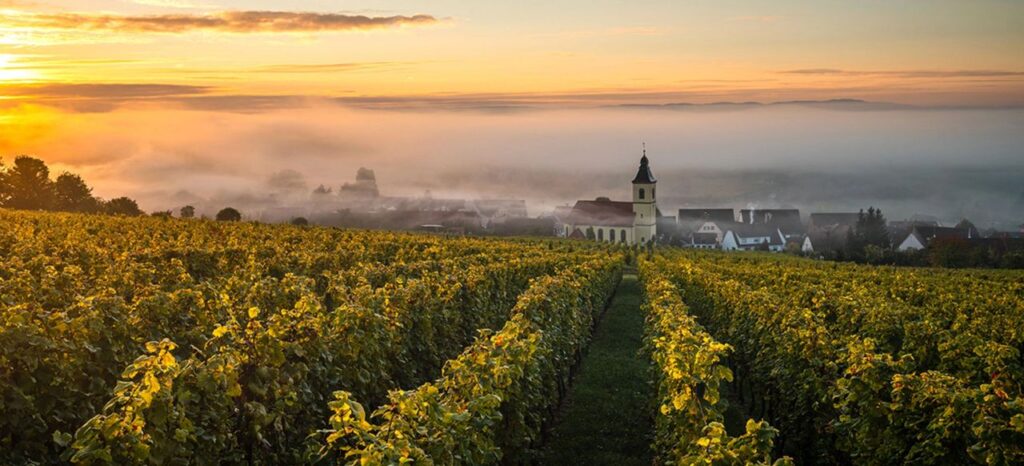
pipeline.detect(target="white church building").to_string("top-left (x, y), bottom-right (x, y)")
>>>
top-left (562, 151), bottom-right (659, 245)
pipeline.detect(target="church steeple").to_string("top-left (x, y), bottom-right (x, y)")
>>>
top-left (632, 144), bottom-right (656, 184)
top-left (631, 144), bottom-right (658, 244)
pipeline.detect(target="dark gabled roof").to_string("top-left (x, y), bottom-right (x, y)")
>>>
top-left (777, 223), bottom-right (807, 236)
top-left (632, 155), bottom-right (656, 184)
top-left (678, 208), bottom-right (735, 223)
top-left (568, 198), bottom-right (635, 227)
top-left (724, 223), bottom-right (786, 245)
top-left (740, 209), bottom-right (800, 224)
top-left (910, 226), bottom-right (970, 244)
top-left (809, 212), bottom-right (861, 228)
top-left (806, 225), bottom-right (852, 251)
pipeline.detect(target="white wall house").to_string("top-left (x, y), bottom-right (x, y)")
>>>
top-left (802, 235), bottom-right (814, 253)
top-left (897, 226), bottom-right (971, 251)
top-left (897, 232), bottom-right (926, 251)
top-left (720, 225), bottom-right (786, 252)
top-left (696, 221), bottom-right (727, 243)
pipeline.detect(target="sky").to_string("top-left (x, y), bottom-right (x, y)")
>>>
top-left (1, 1), bottom-right (1023, 225)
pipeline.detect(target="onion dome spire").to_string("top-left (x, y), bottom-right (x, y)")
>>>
top-left (632, 142), bottom-right (656, 183)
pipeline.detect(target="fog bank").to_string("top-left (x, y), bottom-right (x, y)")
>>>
top-left (3, 103), bottom-right (1021, 228)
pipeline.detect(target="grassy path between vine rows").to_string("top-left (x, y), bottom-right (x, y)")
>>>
top-left (539, 273), bottom-right (654, 465)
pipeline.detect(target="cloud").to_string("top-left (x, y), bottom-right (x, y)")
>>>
top-left (0, 83), bottom-right (212, 112)
top-left (3, 10), bottom-right (439, 33)
top-left (781, 68), bottom-right (1024, 78)
top-left (2, 83), bottom-right (210, 98)
top-left (174, 95), bottom-right (310, 113)
top-left (253, 61), bottom-right (417, 74)
top-left (4, 80), bottom-right (1023, 114)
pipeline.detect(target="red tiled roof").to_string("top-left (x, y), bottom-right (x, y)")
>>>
top-left (568, 198), bottom-right (635, 227)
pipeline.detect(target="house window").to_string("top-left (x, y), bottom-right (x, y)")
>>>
top-left (621, 229), bottom-right (627, 242)
top-left (598, 228), bottom-right (604, 241)
top-left (639, 188), bottom-right (645, 200)
top-left (609, 229), bottom-right (616, 242)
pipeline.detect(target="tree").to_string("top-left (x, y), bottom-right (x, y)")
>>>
top-left (179, 205), bottom-right (196, 218)
top-left (847, 207), bottom-right (890, 258)
top-left (54, 172), bottom-right (100, 213)
top-left (290, 217), bottom-right (309, 226)
top-left (216, 207), bottom-right (242, 222)
top-left (151, 210), bottom-right (173, 218)
top-left (2, 156), bottom-right (55, 210)
top-left (0, 159), bottom-right (9, 206)
top-left (105, 197), bottom-right (144, 216)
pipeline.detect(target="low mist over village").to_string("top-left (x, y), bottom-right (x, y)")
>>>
top-left (7, 141), bottom-right (1022, 268)
top-left (250, 151), bottom-right (1024, 266)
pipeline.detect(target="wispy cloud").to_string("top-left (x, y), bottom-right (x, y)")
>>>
top-left (0, 82), bottom-right (211, 112)
top-left (2, 82), bottom-right (209, 97)
top-left (781, 68), bottom-right (1024, 78)
top-left (4, 80), bottom-right (1023, 114)
top-left (2, 10), bottom-right (439, 33)
top-left (253, 61), bottom-right (418, 74)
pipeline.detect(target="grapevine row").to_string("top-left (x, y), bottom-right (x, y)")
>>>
top-left (653, 250), bottom-right (1024, 464)
top-left (638, 259), bottom-right (791, 466)
top-left (320, 255), bottom-right (624, 464)
top-left (0, 209), bottom-right (613, 464)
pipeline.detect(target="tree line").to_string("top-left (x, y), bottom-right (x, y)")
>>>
top-left (818, 207), bottom-right (1024, 269)
top-left (0, 156), bottom-right (144, 216)
top-left (1, 155), bottom-right (249, 222)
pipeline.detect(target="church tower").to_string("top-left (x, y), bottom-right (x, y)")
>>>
top-left (632, 146), bottom-right (657, 244)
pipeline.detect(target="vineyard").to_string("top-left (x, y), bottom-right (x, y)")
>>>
top-left (2, 209), bottom-right (1022, 465)
top-left (642, 250), bottom-right (1024, 465)
top-left (0, 209), bottom-right (620, 464)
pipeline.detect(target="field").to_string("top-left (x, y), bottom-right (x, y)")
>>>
top-left (2, 209), bottom-right (1022, 465)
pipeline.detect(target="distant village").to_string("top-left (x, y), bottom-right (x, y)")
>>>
top-left (268, 154), bottom-right (1023, 265)
top-left (1, 153), bottom-right (1021, 268)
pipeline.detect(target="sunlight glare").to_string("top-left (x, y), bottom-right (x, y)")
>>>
top-left (0, 54), bottom-right (38, 81)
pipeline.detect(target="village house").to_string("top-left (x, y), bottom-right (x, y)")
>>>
top-left (740, 208), bottom-right (800, 226)
top-left (804, 212), bottom-right (861, 253)
top-left (720, 223), bottom-right (787, 252)
top-left (896, 225), bottom-right (973, 251)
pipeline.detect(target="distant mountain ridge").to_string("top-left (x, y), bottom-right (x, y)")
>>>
top-left (612, 99), bottom-right (917, 111)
